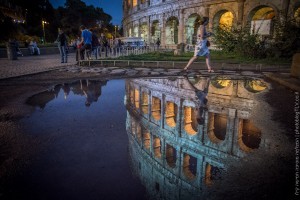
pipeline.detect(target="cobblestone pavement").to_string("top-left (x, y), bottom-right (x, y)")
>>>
top-left (0, 53), bottom-right (299, 92)
top-left (0, 53), bottom-right (77, 79)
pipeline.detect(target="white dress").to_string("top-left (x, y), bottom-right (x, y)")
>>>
top-left (193, 25), bottom-right (209, 57)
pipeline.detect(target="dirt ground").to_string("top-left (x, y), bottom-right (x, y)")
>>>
top-left (0, 70), bottom-right (296, 199)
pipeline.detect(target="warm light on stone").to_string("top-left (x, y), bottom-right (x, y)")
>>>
top-left (152, 96), bottom-right (161, 121)
top-left (141, 92), bottom-right (149, 114)
top-left (184, 106), bottom-right (198, 135)
top-left (165, 101), bottom-right (177, 128)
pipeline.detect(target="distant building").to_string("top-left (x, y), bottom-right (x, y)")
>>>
top-left (122, 0), bottom-right (300, 48)
top-left (0, 0), bottom-right (26, 23)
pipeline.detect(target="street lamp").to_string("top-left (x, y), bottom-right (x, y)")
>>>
top-left (42, 20), bottom-right (49, 44)
top-left (114, 25), bottom-right (118, 38)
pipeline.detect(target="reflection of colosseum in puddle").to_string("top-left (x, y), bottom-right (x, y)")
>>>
top-left (125, 76), bottom-right (268, 199)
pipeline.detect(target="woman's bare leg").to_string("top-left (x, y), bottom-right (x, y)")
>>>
top-left (205, 54), bottom-right (214, 72)
top-left (184, 56), bottom-right (197, 70)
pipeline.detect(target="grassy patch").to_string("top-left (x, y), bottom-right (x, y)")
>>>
top-left (115, 50), bottom-right (291, 65)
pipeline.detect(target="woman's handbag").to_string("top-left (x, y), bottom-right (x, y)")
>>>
top-left (206, 40), bottom-right (210, 47)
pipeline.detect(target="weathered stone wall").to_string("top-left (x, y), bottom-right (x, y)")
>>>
top-left (123, 0), bottom-right (299, 48)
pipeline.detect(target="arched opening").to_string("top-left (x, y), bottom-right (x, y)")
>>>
top-left (140, 23), bottom-right (148, 42)
top-left (165, 17), bottom-right (179, 45)
top-left (295, 7), bottom-right (300, 24)
top-left (205, 163), bottom-right (223, 186)
top-left (207, 113), bottom-right (227, 143)
top-left (152, 96), bottom-right (161, 121)
top-left (185, 14), bottom-right (201, 44)
top-left (213, 10), bottom-right (234, 30)
top-left (136, 124), bottom-right (142, 144)
top-left (211, 78), bottom-right (231, 89)
top-left (166, 143), bottom-right (176, 168)
top-left (153, 135), bottom-right (162, 158)
top-left (165, 101), bottom-right (177, 128)
top-left (141, 92), bottom-right (149, 114)
top-left (151, 20), bottom-right (160, 44)
top-left (131, 116), bottom-right (136, 136)
top-left (132, 0), bottom-right (137, 7)
top-left (183, 153), bottom-right (197, 180)
top-left (134, 89), bottom-right (139, 108)
top-left (238, 119), bottom-right (262, 152)
top-left (244, 79), bottom-right (268, 93)
top-left (133, 25), bottom-right (139, 37)
top-left (142, 128), bottom-right (151, 151)
top-left (129, 86), bottom-right (134, 105)
top-left (128, 27), bottom-right (132, 37)
top-left (184, 106), bottom-right (198, 135)
top-left (249, 6), bottom-right (275, 35)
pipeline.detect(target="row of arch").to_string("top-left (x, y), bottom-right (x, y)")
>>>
top-left (124, 1), bottom-right (300, 46)
top-left (128, 113), bottom-right (223, 185)
top-left (127, 84), bottom-right (262, 153)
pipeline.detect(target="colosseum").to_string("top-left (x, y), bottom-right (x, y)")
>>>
top-left (125, 76), bottom-right (268, 199)
top-left (122, 0), bottom-right (300, 48)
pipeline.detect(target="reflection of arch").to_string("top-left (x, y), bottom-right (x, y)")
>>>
top-left (238, 119), bottom-right (261, 152)
top-left (166, 143), bottom-right (176, 168)
top-left (141, 92), bottom-right (149, 114)
top-left (131, 116), bottom-right (137, 136)
top-left (129, 86), bottom-right (134, 105)
top-left (183, 153), bottom-right (197, 180)
top-left (294, 7), bottom-right (300, 23)
top-left (166, 16), bottom-right (179, 44)
top-left (210, 78), bottom-right (231, 89)
top-left (184, 106), bottom-right (198, 135)
top-left (153, 135), bottom-right (162, 158)
top-left (151, 20), bottom-right (160, 43)
top-left (213, 10), bottom-right (234, 30)
top-left (165, 101), bottom-right (177, 128)
top-left (134, 89), bottom-right (139, 108)
top-left (152, 96), bottom-right (161, 121)
top-left (185, 14), bottom-right (201, 44)
top-left (142, 128), bottom-right (151, 151)
top-left (244, 80), bottom-right (267, 93)
top-left (207, 113), bottom-right (227, 143)
top-left (205, 163), bottom-right (222, 186)
top-left (136, 124), bottom-right (142, 144)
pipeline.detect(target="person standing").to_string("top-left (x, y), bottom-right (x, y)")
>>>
top-left (156, 38), bottom-right (161, 49)
top-left (183, 17), bottom-right (214, 72)
top-left (79, 25), bottom-right (92, 60)
top-left (57, 28), bottom-right (68, 63)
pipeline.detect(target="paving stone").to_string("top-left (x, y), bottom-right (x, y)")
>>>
top-left (110, 69), bottom-right (126, 75)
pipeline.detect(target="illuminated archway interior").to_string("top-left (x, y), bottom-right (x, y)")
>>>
top-left (238, 119), bottom-right (262, 152)
top-left (219, 11), bottom-right (233, 29)
top-left (134, 89), bottom-right (139, 108)
top-left (153, 135), bottom-right (162, 158)
top-left (142, 128), bottom-right (151, 151)
top-left (184, 106), bottom-right (198, 135)
top-left (207, 113), bottom-right (227, 143)
top-left (166, 17), bottom-right (179, 44)
top-left (165, 101), bottom-right (177, 128)
top-left (152, 96), bottom-right (161, 121)
top-left (166, 143), bottom-right (177, 168)
top-left (183, 153), bottom-right (197, 180)
top-left (185, 14), bottom-right (200, 44)
top-left (141, 92), bottom-right (149, 114)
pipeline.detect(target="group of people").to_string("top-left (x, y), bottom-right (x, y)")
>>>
top-left (58, 16), bottom-right (214, 72)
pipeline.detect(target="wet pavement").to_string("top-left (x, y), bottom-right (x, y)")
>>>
top-left (0, 54), bottom-right (298, 199)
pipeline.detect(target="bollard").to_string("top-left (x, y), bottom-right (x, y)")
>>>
top-left (6, 42), bottom-right (18, 60)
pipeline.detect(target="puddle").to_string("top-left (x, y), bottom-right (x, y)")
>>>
top-left (2, 76), bottom-right (294, 199)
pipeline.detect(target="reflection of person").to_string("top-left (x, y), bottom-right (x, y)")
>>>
top-left (57, 28), bottom-right (68, 63)
top-left (184, 17), bottom-right (214, 72)
top-left (186, 77), bottom-right (210, 125)
top-left (80, 80), bottom-right (102, 107)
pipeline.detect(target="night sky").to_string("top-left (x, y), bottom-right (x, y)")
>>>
top-left (49, 0), bottom-right (123, 25)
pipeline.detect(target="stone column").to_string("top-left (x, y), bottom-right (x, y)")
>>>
top-left (178, 9), bottom-right (185, 44)
top-left (237, 0), bottom-right (245, 27)
top-left (161, 14), bottom-right (166, 47)
top-left (148, 16), bottom-right (151, 44)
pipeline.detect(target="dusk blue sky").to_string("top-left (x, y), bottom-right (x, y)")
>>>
top-left (49, 0), bottom-right (123, 26)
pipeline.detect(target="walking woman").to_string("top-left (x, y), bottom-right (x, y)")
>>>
top-left (184, 17), bottom-right (214, 72)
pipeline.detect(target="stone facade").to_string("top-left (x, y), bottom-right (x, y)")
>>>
top-left (122, 0), bottom-right (300, 48)
top-left (125, 76), bottom-right (268, 198)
